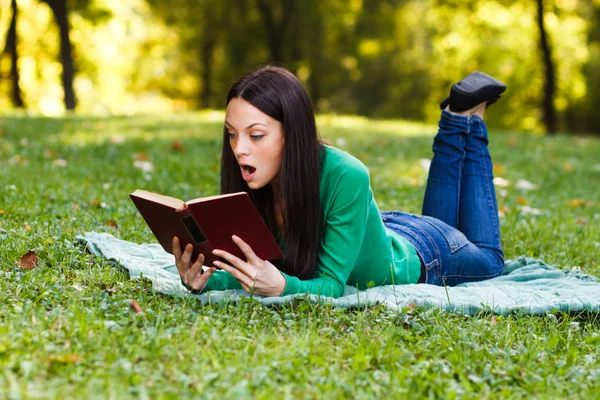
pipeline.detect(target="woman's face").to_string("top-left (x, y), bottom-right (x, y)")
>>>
top-left (225, 98), bottom-right (285, 190)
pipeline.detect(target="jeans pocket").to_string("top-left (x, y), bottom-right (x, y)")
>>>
top-left (420, 216), bottom-right (470, 254)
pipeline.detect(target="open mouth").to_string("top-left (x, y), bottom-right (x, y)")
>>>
top-left (241, 164), bottom-right (256, 177)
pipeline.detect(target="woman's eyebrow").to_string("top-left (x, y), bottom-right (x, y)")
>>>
top-left (224, 121), bottom-right (267, 129)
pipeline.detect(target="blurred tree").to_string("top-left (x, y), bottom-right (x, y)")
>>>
top-left (256, 0), bottom-right (296, 64)
top-left (536, 0), bottom-right (557, 134)
top-left (3, 0), bottom-right (24, 108)
top-left (40, 0), bottom-right (76, 110)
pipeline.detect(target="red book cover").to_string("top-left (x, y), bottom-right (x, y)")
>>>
top-left (129, 190), bottom-right (283, 267)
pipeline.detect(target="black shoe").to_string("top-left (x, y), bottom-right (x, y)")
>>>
top-left (439, 71), bottom-right (507, 112)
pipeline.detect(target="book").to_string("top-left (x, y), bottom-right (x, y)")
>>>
top-left (129, 189), bottom-right (283, 267)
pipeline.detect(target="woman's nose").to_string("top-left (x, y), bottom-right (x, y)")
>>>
top-left (233, 136), bottom-right (251, 156)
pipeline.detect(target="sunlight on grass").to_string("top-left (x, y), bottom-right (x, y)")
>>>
top-left (1, 113), bottom-right (599, 398)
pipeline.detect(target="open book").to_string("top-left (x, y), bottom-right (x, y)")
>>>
top-left (130, 190), bottom-right (283, 267)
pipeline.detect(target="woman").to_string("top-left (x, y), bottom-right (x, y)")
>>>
top-left (173, 66), bottom-right (506, 298)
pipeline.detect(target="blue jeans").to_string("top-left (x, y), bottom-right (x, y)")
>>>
top-left (382, 110), bottom-right (504, 286)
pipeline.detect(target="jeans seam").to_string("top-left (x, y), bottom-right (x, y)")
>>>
top-left (473, 122), bottom-right (502, 251)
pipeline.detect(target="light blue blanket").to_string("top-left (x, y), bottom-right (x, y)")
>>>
top-left (76, 232), bottom-right (600, 315)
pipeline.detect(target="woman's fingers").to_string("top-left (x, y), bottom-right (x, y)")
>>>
top-left (212, 249), bottom-right (252, 276)
top-left (215, 261), bottom-right (254, 288)
top-left (172, 237), bottom-right (182, 261)
top-left (231, 235), bottom-right (260, 264)
top-left (189, 266), bottom-right (216, 291)
top-left (187, 253), bottom-right (205, 282)
top-left (181, 243), bottom-right (193, 266)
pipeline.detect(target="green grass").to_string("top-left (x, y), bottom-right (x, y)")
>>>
top-left (1, 112), bottom-right (599, 399)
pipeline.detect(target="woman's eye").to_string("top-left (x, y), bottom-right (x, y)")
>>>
top-left (250, 135), bottom-right (264, 141)
top-left (227, 132), bottom-right (237, 139)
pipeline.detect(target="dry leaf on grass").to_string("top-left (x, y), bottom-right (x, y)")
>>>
top-left (493, 163), bottom-right (505, 175)
top-left (46, 354), bottom-right (82, 364)
top-left (130, 300), bottom-right (145, 315)
top-left (170, 140), bottom-right (184, 152)
top-left (105, 220), bottom-right (118, 228)
top-left (23, 224), bottom-right (32, 231)
top-left (135, 152), bottom-right (150, 161)
top-left (19, 250), bottom-right (39, 269)
top-left (568, 199), bottom-right (593, 208)
top-left (516, 197), bottom-right (528, 205)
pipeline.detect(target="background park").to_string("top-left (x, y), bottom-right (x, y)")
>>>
top-left (1, 0), bottom-right (600, 398)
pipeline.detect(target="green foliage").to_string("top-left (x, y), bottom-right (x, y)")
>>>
top-left (2, 0), bottom-right (600, 133)
top-left (1, 113), bottom-right (600, 397)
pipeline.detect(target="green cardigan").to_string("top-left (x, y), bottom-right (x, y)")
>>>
top-left (203, 145), bottom-right (422, 298)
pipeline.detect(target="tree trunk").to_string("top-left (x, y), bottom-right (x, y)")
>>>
top-left (42, 0), bottom-right (76, 110)
top-left (256, 0), bottom-right (295, 64)
top-left (199, 38), bottom-right (215, 108)
top-left (536, 0), bottom-right (557, 134)
top-left (4, 0), bottom-right (25, 107)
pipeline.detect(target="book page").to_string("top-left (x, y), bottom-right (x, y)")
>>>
top-left (186, 191), bottom-right (245, 205)
top-left (131, 189), bottom-right (185, 209)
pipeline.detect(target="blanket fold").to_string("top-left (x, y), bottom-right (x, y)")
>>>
top-left (76, 232), bottom-right (600, 315)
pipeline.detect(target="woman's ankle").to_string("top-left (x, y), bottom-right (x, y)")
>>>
top-left (444, 103), bottom-right (486, 119)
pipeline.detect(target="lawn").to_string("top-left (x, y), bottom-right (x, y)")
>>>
top-left (1, 112), bottom-right (599, 399)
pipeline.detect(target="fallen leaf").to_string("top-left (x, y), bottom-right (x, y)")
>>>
top-left (135, 152), bottom-right (150, 161)
top-left (105, 220), bottom-right (118, 228)
top-left (0, 210), bottom-right (4, 214)
top-left (23, 224), bottom-right (32, 231)
top-left (507, 137), bottom-right (518, 147)
top-left (91, 199), bottom-right (100, 207)
top-left (170, 140), bottom-right (184, 152)
top-left (516, 197), bottom-right (528, 205)
top-left (490, 315), bottom-right (498, 326)
top-left (72, 203), bottom-right (80, 211)
top-left (568, 199), bottom-right (586, 208)
top-left (18, 250), bottom-right (39, 269)
top-left (575, 217), bottom-right (588, 225)
top-left (130, 300), bottom-right (145, 315)
top-left (52, 159), bottom-right (68, 167)
top-left (8, 155), bottom-right (28, 166)
top-left (43, 149), bottom-right (58, 159)
top-left (515, 179), bottom-right (538, 191)
top-left (563, 162), bottom-right (574, 171)
top-left (46, 354), bottom-right (82, 364)
top-left (493, 162), bottom-right (505, 175)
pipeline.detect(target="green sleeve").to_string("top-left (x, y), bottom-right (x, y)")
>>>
top-left (202, 270), bottom-right (243, 291)
top-left (280, 162), bottom-right (370, 299)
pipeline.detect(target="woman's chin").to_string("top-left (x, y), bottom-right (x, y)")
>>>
top-left (246, 180), bottom-right (264, 190)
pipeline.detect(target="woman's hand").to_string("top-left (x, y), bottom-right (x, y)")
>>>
top-left (212, 235), bottom-right (286, 297)
top-left (172, 236), bottom-right (217, 293)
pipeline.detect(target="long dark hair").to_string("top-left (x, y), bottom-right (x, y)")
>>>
top-left (221, 65), bottom-right (323, 280)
